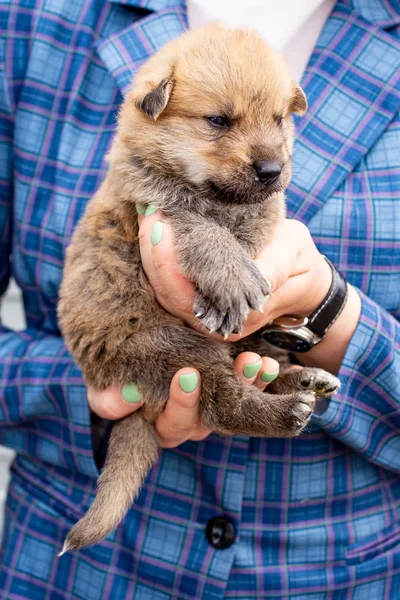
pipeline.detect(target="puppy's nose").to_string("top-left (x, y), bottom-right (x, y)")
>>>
top-left (253, 160), bottom-right (281, 184)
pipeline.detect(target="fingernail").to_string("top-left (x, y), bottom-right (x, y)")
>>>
top-left (151, 221), bottom-right (164, 246)
top-left (179, 372), bottom-right (199, 393)
top-left (121, 383), bottom-right (142, 403)
top-left (243, 359), bottom-right (262, 379)
top-left (261, 369), bottom-right (279, 383)
top-left (264, 294), bottom-right (270, 303)
top-left (136, 203), bottom-right (146, 215)
top-left (145, 205), bottom-right (158, 217)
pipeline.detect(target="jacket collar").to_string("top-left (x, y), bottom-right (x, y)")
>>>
top-left (106, 0), bottom-right (400, 28)
top-left (95, 6), bottom-right (187, 94)
top-left (98, 1), bottom-right (400, 225)
top-left (286, 2), bottom-right (400, 221)
top-left (342, 0), bottom-right (400, 28)
top-left (107, 0), bottom-right (186, 12)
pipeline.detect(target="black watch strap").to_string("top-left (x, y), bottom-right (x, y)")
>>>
top-left (306, 256), bottom-right (348, 338)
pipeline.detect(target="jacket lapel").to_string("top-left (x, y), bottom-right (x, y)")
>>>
top-left (96, 5), bottom-right (187, 96)
top-left (287, 2), bottom-right (400, 222)
top-left (345, 0), bottom-right (400, 28)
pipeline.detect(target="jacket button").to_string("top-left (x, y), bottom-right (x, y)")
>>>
top-left (206, 516), bottom-right (236, 549)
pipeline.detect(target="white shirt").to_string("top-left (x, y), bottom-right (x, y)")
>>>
top-left (186, 0), bottom-right (336, 81)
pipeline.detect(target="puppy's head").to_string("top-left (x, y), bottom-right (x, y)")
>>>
top-left (121, 23), bottom-right (306, 204)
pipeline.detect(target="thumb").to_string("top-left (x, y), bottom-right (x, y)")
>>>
top-left (87, 383), bottom-right (143, 420)
top-left (253, 220), bottom-right (309, 294)
top-left (138, 210), bottom-right (195, 313)
top-left (155, 367), bottom-right (202, 447)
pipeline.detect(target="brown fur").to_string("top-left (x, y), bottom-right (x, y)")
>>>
top-left (58, 23), bottom-right (339, 553)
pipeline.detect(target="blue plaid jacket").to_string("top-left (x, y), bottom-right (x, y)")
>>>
top-left (0, 1), bottom-right (400, 598)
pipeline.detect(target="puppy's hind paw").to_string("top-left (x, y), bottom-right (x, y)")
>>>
top-left (269, 367), bottom-right (340, 400)
top-left (291, 391), bottom-right (316, 434)
top-left (298, 368), bottom-right (340, 397)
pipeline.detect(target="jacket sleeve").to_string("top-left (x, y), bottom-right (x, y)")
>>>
top-left (0, 327), bottom-right (99, 478)
top-left (313, 289), bottom-right (400, 473)
top-left (0, 37), bottom-right (98, 480)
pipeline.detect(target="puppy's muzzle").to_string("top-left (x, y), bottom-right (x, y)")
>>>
top-left (253, 160), bottom-right (281, 185)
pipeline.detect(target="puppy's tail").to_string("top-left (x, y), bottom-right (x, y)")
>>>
top-left (59, 411), bottom-right (159, 554)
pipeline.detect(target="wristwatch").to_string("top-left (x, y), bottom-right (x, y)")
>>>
top-left (260, 256), bottom-right (348, 353)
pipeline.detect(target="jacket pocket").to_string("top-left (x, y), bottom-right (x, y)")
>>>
top-left (345, 522), bottom-right (400, 565)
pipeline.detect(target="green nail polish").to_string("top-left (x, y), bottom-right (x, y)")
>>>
top-left (145, 205), bottom-right (158, 216)
top-left (179, 372), bottom-right (198, 393)
top-left (243, 359), bottom-right (262, 379)
top-left (261, 370), bottom-right (279, 383)
top-left (151, 221), bottom-right (164, 246)
top-left (136, 203), bottom-right (146, 215)
top-left (264, 294), bottom-right (270, 303)
top-left (121, 383), bottom-right (142, 403)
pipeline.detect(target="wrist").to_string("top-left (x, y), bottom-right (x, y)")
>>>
top-left (260, 255), bottom-right (350, 356)
top-left (299, 284), bottom-right (361, 374)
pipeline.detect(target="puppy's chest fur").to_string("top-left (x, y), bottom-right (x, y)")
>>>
top-left (163, 204), bottom-right (274, 261)
top-left (113, 162), bottom-right (280, 258)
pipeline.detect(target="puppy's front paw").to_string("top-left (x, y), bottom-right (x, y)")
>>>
top-left (194, 288), bottom-right (248, 337)
top-left (194, 260), bottom-right (270, 337)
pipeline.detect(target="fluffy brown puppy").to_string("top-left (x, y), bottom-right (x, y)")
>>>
top-left (58, 23), bottom-right (340, 553)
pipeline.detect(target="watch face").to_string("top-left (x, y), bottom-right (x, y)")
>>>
top-left (261, 329), bottom-right (313, 353)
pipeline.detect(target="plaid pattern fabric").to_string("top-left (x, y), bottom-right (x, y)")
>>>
top-left (0, 0), bottom-right (399, 598)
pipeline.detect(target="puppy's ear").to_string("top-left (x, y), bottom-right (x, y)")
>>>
top-left (135, 76), bottom-right (174, 121)
top-left (290, 84), bottom-right (307, 115)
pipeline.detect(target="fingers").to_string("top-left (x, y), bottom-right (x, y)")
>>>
top-left (233, 352), bottom-right (279, 391)
top-left (254, 356), bottom-right (280, 390)
top-left (88, 351), bottom-right (280, 448)
top-left (87, 384), bottom-right (143, 420)
top-left (138, 206), bottom-right (196, 315)
top-left (87, 368), bottom-right (210, 448)
top-left (156, 367), bottom-right (211, 448)
top-left (86, 368), bottom-right (209, 448)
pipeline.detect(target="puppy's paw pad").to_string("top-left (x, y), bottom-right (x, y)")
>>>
top-left (299, 368), bottom-right (340, 397)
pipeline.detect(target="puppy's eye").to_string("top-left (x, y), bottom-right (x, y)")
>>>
top-left (276, 115), bottom-right (283, 127)
top-left (206, 115), bottom-right (230, 128)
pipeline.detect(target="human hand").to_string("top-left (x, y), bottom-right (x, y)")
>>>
top-left (87, 352), bottom-right (279, 449)
top-left (137, 207), bottom-right (332, 341)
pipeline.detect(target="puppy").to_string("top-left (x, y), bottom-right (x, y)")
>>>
top-left (58, 23), bottom-right (340, 552)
